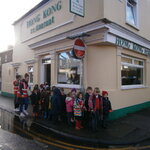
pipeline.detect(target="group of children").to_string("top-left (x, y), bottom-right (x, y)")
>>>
top-left (30, 85), bottom-right (112, 131)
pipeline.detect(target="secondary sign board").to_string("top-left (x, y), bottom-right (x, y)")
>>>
top-left (70, 0), bottom-right (85, 17)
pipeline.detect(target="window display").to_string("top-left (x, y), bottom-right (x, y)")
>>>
top-left (58, 51), bottom-right (81, 85)
top-left (121, 55), bottom-right (144, 86)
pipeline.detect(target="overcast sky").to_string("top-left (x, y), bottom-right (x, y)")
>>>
top-left (0, 0), bottom-right (41, 51)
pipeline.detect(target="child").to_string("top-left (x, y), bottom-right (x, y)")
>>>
top-left (48, 90), bottom-right (53, 120)
top-left (85, 87), bottom-right (93, 111)
top-left (60, 88), bottom-right (67, 121)
top-left (88, 87), bottom-right (102, 131)
top-left (74, 92), bottom-right (85, 130)
top-left (39, 87), bottom-right (46, 119)
top-left (30, 87), bottom-right (40, 118)
top-left (65, 92), bottom-right (74, 126)
top-left (84, 87), bottom-right (93, 128)
top-left (43, 87), bottom-right (51, 119)
top-left (71, 88), bottom-right (77, 100)
top-left (101, 91), bottom-right (112, 128)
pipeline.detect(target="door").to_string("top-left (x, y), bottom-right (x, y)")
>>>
top-left (44, 64), bottom-right (51, 85)
top-left (40, 56), bottom-right (51, 85)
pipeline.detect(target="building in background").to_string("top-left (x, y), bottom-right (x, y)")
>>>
top-left (0, 49), bottom-right (13, 92)
top-left (2, 0), bottom-right (150, 119)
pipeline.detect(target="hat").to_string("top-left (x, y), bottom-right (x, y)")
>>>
top-left (71, 88), bottom-right (77, 93)
top-left (102, 91), bottom-right (108, 96)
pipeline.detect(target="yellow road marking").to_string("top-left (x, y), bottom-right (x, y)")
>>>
top-left (13, 121), bottom-right (150, 150)
top-left (13, 125), bottom-right (75, 150)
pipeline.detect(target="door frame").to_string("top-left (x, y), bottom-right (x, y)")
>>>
top-left (40, 55), bottom-right (51, 84)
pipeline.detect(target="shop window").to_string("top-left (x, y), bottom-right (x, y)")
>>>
top-left (5, 55), bottom-right (7, 62)
top-left (121, 55), bottom-right (144, 88)
top-left (57, 51), bottom-right (81, 85)
top-left (28, 66), bottom-right (33, 84)
top-left (126, 0), bottom-right (138, 27)
top-left (14, 68), bottom-right (18, 77)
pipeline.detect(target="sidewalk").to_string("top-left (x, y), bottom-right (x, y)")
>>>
top-left (0, 95), bottom-right (150, 146)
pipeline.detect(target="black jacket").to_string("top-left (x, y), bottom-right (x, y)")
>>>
top-left (51, 88), bottom-right (61, 114)
top-left (102, 97), bottom-right (112, 114)
top-left (85, 93), bottom-right (90, 110)
top-left (30, 91), bottom-right (40, 105)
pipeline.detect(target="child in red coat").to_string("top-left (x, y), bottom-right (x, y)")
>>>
top-left (101, 91), bottom-right (112, 128)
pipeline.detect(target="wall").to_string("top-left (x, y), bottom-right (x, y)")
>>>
top-left (86, 45), bottom-right (150, 110)
top-left (1, 62), bottom-right (14, 95)
top-left (86, 45), bottom-right (117, 90)
top-left (104, 0), bottom-right (150, 41)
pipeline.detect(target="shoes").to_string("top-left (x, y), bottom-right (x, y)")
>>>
top-left (20, 112), bottom-right (25, 117)
top-left (23, 110), bottom-right (29, 116)
top-left (79, 121), bottom-right (83, 128)
top-left (79, 125), bottom-right (84, 129)
top-left (75, 127), bottom-right (80, 130)
top-left (14, 108), bottom-right (20, 112)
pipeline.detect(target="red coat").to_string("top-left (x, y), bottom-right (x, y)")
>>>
top-left (13, 80), bottom-right (19, 95)
top-left (17, 80), bottom-right (28, 98)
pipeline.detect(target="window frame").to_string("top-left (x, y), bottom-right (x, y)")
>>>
top-left (126, 0), bottom-right (139, 29)
top-left (4, 55), bottom-right (8, 63)
top-left (56, 50), bottom-right (82, 89)
top-left (121, 55), bottom-right (145, 89)
top-left (28, 66), bottom-right (34, 86)
top-left (14, 67), bottom-right (18, 77)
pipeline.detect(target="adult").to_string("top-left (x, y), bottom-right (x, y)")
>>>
top-left (13, 74), bottom-right (21, 111)
top-left (19, 73), bottom-right (29, 117)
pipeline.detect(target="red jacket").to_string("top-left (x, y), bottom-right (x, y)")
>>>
top-left (13, 80), bottom-right (19, 95)
top-left (17, 80), bottom-right (28, 98)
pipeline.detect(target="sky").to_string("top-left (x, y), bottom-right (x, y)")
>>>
top-left (0, 0), bottom-right (41, 51)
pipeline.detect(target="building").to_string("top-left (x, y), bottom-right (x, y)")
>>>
top-left (0, 49), bottom-right (13, 92)
top-left (2, 0), bottom-right (150, 119)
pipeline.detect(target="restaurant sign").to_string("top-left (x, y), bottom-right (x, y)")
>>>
top-left (116, 37), bottom-right (150, 56)
top-left (21, 0), bottom-right (74, 42)
top-left (26, 0), bottom-right (62, 34)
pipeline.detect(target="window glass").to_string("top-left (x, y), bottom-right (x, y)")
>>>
top-left (14, 68), bottom-right (18, 76)
top-left (121, 57), bottom-right (132, 64)
top-left (121, 55), bottom-right (144, 86)
top-left (121, 65), bottom-right (143, 85)
top-left (5, 55), bottom-right (7, 62)
top-left (134, 60), bottom-right (143, 66)
top-left (28, 66), bottom-right (33, 84)
top-left (126, 0), bottom-right (137, 26)
top-left (58, 51), bottom-right (81, 85)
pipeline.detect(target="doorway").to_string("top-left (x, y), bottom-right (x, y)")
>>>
top-left (40, 56), bottom-right (51, 85)
top-left (44, 64), bottom-right (51, 85)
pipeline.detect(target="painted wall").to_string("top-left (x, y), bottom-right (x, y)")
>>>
top-left (104, 0), bottom-right (150, 40)
top-left (86, 45), bottom-right (117, 90)
top-left (86, 45), bottom-right (150, 110)
top-left (13, 43), bottom-right (35, 64)
top-left (1, 62), bottom-right (14, 94)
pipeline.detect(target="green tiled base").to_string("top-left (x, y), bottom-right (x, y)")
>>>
top-left (109, 101), bottom-right (150, 120)
top-left (1, 91), bottom-right (14, 98)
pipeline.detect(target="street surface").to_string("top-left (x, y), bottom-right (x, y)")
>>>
top-left (0, 96), bottom-right (150, 150)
